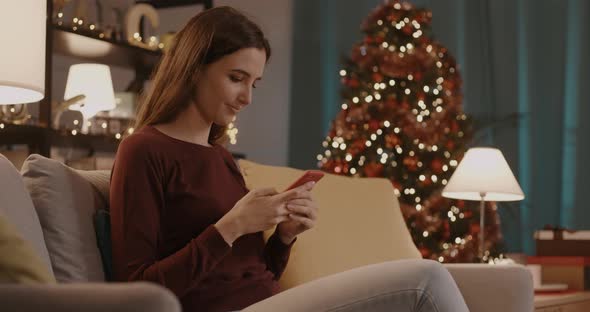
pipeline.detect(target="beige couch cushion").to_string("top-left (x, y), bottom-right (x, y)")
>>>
top-left (238, 159), bottom-right (420, 289)
top-left (21, 155), bottom-right (108, 282)
top-left (0, 214), bottom-right (56, 283)
top-left (0, 154), bottom-right (54, 277)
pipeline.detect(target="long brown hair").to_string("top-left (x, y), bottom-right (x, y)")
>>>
top-left (134, 6), bottom-right (271, 144)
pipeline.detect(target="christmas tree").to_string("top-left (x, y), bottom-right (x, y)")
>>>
top-left (317, 0), bottom-right (503, 263)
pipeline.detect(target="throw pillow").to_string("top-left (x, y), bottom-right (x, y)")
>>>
top-left (21, 154), bottom-right (107, 282)
top-left (0, 214), bottom-right (56, 283)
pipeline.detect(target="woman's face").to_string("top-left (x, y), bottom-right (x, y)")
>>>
top-left (193, 47), bottom-right (266, 126)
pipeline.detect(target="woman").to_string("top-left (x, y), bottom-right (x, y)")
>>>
top-left (110, 6), bottom-right (470, 312)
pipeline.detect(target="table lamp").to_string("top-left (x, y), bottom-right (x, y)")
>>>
top-left (0, 1), bottom-right (46, 105)
top-left (442, 147), bottom-right (525, 262)
top-left (63, 64), bottom-right (116, 133)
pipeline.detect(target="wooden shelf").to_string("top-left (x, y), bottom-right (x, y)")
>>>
top-left (0, 124), bottom-right (46, 146)
top-left (136, 0), bottom-right (213, 9)
top-left (0, 124), bottom-right (121, 154)
top-left (50, 130), bottom-right (121, 153)
top-left (52, 25), bottom-right (161, 72)
top-left (1, 124), bottom-right (246, 158)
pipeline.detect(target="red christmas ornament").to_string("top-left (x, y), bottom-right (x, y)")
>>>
top-left (372, 72), bottom-right (384, 82)
top-left (385, 133), bottom-right (400, 148)
top-left (402, 25), bottom-right (413, 35)
top-left (431, 158), bottom-right (443, 174)
top-left (369, 120), bottom-right (380, 130)
top-left (470, 223), bottom-right (480, 235)
top-left (413, 71), bottom-right (423, 81)
top-left (403, 156), bottom-right (418, 171)
top-left (419, 247), bottom-right (430, 258)
top-left (364, 36), bottom-right (373, 45)
top-left (375, 34), bottom-right (385, 44)
top-left (348, 78), bottom-right (360, 88)
top-left (364, 162), bottom-right (384, 177)
top-left (446, 140), bottom-right (455, 150)
top-left (401, 100), bottom-right (410, 110)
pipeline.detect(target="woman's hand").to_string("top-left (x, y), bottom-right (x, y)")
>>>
top-left (214, 184), bottom-right (314, 246)
top-left (215, 187), bottom-right (284, 245)
top-left (276, 182), bottom-right (318, 244)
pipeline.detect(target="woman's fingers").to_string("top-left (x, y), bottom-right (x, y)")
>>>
top-left (288, 214), bottom-right (315, 228)
top-left (274, 183), bottom-right (314, 202)
top-left (286, 203), bottom-right (317, 220)
top-left (286, 198), bottom-right (313, 207)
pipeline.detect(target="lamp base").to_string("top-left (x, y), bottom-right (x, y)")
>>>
top-left (478, 194), bottom-right (486, 263)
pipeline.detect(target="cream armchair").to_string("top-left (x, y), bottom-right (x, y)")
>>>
top-left (237, 159), bottom-right (534, 312)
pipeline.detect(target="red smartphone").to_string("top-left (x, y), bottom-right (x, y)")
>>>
top-left (284, 170), bottom-right (325, 191)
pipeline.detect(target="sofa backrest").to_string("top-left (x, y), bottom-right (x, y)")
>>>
top-left (0, 153), bottom-right (54, 277)
top-left (238, 159), bottom-right (421, 290)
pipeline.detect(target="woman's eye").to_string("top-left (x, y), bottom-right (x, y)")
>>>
top-left (229, 75), bottom-right (242, 82)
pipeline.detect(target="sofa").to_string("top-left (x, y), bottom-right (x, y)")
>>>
top-left (0, 153), bottom-right (534, 311)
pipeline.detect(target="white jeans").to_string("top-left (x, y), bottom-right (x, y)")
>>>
top-left (243, 259), bottom-right (470, 312)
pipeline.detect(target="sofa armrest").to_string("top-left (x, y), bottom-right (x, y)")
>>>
top-left (444, 264), bottom-right (534, 312)
top-left (0, 282), bottom-right (180, 312)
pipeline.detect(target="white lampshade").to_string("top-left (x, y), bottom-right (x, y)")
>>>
top-left (442, 147), bottom-right (525, 202)
top-left (64, 64), bottom-right (116, 119)
top-left (0, 1), bottom-right (46, 104)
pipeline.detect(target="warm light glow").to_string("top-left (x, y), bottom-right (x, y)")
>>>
top-left (0, 1), bottom-right (46, 104)
top-left (442, 148), bottom-right (525, 201)
top-left (65, 64), bottom-right (116, 119)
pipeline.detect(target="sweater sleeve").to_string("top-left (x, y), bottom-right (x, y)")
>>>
top-left (263, 232), bottom-right (296, 280)
top-left (109, 137), bottom-right (231, 297)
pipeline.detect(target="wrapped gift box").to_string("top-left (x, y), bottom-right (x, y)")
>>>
top-left (535, 229), bottom-right (590, 256)
top-left (528, 256), bottom-right (590, 291)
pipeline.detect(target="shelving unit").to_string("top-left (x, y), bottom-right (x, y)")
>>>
top-left (0, 0), bottom-right (213, 157)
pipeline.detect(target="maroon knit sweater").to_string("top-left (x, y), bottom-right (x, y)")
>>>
top-left (109, 126), bottom-right (294, 312)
